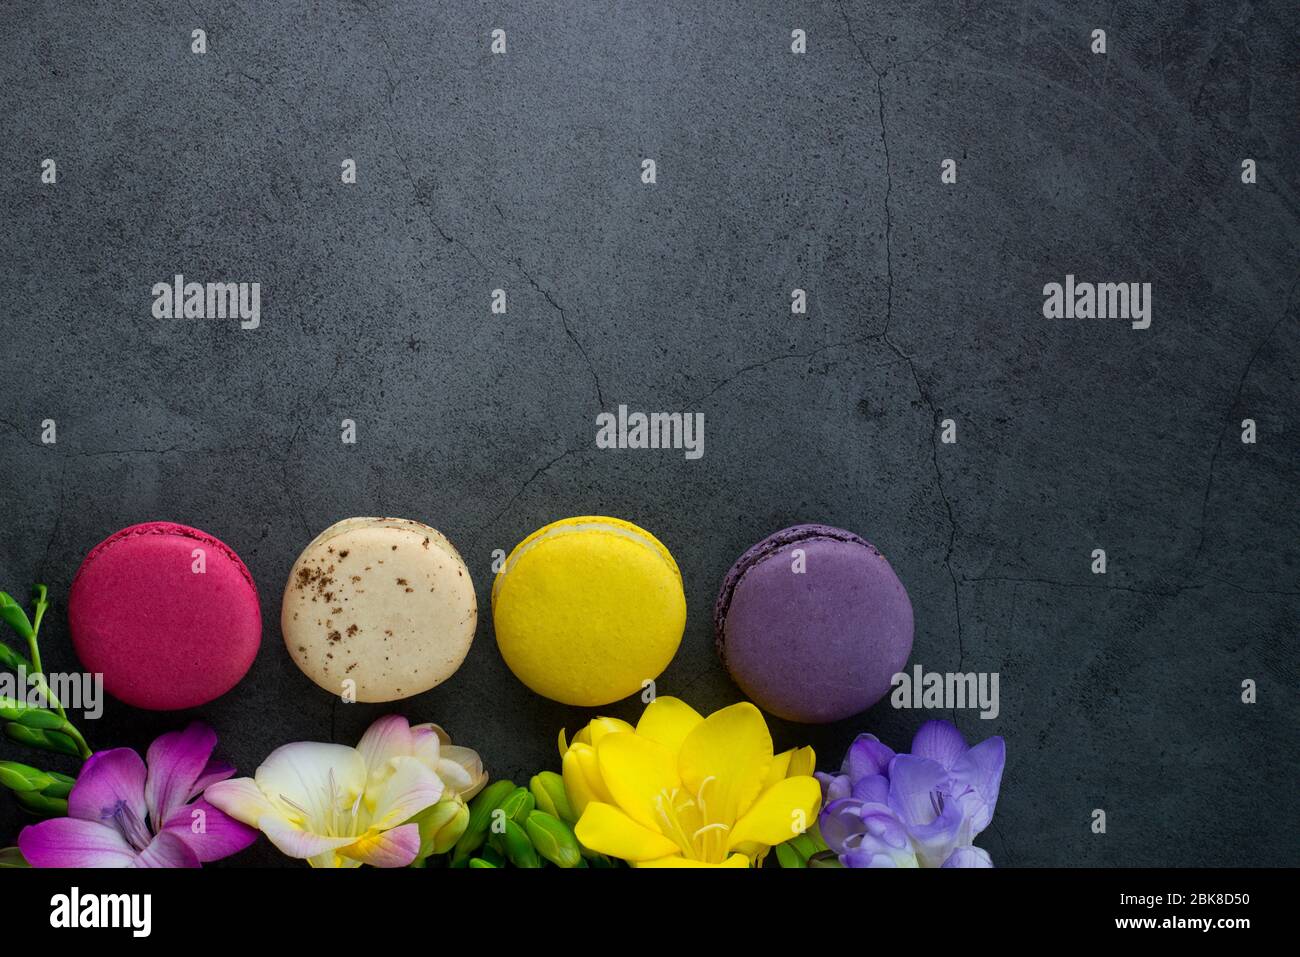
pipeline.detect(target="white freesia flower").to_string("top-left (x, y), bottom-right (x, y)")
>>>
top-left (207, 716), bottom-right (485, 868)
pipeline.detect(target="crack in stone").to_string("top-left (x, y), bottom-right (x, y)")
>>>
top-left (513, 260), bottom-right (606, 409)
top-left (38, 460), bottom-right (70, 582)
top-left (354, 5), bottom-right (606, 412)
top-left (963, 574), bottom-right (1197, 597)
top-left (479, 447), bottom-right (578, 536)
top-left (962, 573), bottom-right (1298, 599)
top-left (838, 2), bottom-right (965, 672)
top-left (688, 341), bottom-right (854, 406)
top-left (1191, 274), bottom-right (1298, 565)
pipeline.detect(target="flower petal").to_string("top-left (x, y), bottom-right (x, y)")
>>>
top-left (369, 756), bottom-right (444, 829)
top-left (254, 742), bottom-right (367, 825)
top-left (339, 823), bottom-right (421, 868)
top-left (356, 715), bottom-right (414, 781)
top-left (437, 745), bottom-right (486, 799)
top-left (562, 742), bottom-right (612, 817)
top-left (728, 776), bottom-right (821, 849)
top-left (204, 777), bottom-right (277, 827)
top-left (586, 716), bottom-right (636, 747)
top-left (885, 755), bottom-right (949, 828)
top-left (910, 721), bottom-right (967, 770)
top-left (162, 798), bottom-right (258, 862)
top-left (764, 750), bottom-right (793, 789)
top-left (851, 773), bottom-right (890, 804)
top-left (678, 701), bottom-right (773, 825)
top-left (950, 736), bottom-right (1005, 834)
top-left (575, 802), bottom-right (681, 862)
top-left (786, 746), bottom-right (816, 778)
top-left (409, 725), bottom-right (442, 768)
top-left (634, 696), bottom-right (703, 753)
top-left (189, 760), bottom-right (237, 799)
top-left (637, 853), bottom-right (749, 868)
top-left (816, 772), bottom-right (852, 804)
top-left (18, 818), bottom-right (137, 868)
top-left (258, 816), bottom-right (357, 861)
top-left (842, 734), bottom-right (896, 780)
top-left (818, 798), bottom-right (868, 854)
top-left (595, 732), bottom-right (680, 831)
top-left (145, 722), bottom-right (218, 829)
top-left (942, 845), bottom-right (993, 867)
top-left (68, 748), bottom-right (147, 826)
top-left (132, 830), bottom-right (200, 868)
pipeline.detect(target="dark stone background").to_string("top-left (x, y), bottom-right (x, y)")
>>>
top-left (1, 1), bottom-right (1296, 867)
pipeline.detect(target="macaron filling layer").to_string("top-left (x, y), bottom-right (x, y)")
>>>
top-left (73, 521), bottom-right (258, 594)
top-left (492, 517), bottom-right (682, 602)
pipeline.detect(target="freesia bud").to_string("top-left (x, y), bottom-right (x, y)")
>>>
top-left (0, 593), bottom-right (35, 641)
top-left (451, 779), bottom-right (515, 862)
top-left (499, 819), bottom-right (540, 868)
top-left (529, 771), bottom-right (575, 824)
top-left (3, 724), bottom-right (81, 757)
top-left (414, 799), bottom-right (470, 860)
top-left (0, 761), bottom-right (54, 793)
top-left (498, 786), bottom-right (535, 824)
top-left (524, 810), bottom-right (582, 868)
top-left (13, 789), bottom-right (66, 817)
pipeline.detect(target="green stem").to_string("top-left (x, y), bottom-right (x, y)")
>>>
top-left (25, 615), bottom-right (67, 722)
top-left (58, 722), bottom-right (92, 761)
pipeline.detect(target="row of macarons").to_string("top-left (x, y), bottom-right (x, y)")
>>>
top-left (66, 516), bottom-right (915, 724)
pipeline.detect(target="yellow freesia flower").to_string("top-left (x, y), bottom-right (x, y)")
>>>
top-left (559, 697), bottom-right (820, 868)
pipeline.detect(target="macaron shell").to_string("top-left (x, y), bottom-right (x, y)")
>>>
top-left (718, 528), bottom-right (913, 723)
top-left (493, 517), bottom-right (685, 706)
top-left (282, 518), bottom-right (476, 703)
top-left (69, 522), bottom-right (261, 711)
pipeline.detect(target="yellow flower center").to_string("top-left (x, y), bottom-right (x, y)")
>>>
top-left (653, 776), bottom-right (730, 863)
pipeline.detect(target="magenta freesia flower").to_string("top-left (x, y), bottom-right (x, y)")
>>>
top-left (18, 722), bottom-right (257, 868)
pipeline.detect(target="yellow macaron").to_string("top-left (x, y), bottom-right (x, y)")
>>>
top-left (492, 516), bottom-right (686, 706)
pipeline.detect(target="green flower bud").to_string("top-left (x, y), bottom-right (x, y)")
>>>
top-left (3, 723), bottom-right (81, 757)
top-left (414, 799), bottom-right (470, 860)
top-left (40, 774), bottom-right (75, 800)
top-left (467, 857), bottom-right (496, 868)
top-left (12, 789), bottom-right (67, 817)
top-left (0, 593), bottom-right (35, 641)
top-left (0, 643), bottom-right (31, 673)
top-left (497, 786), bottom-right (534, 824)
top-left (451, 779), bottom-right (515, 862)
top-left (15, 709), bottom-right (67, 731)
top-left (788, 833), bottom-right (819, 859)
top-left (500, 819), bottom-right (540, 868)
top-left (529, 771), bottom-right (575, 824)
top-left (0, 846), bottom-right (29, 868)
top-left (0, 760), bottom-right (54, 793)
top-left (774, 841), bottom-right (806, 868)
top-left (524, 810), bottom-right (582, 868)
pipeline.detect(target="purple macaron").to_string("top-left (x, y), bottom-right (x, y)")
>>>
top-left (714, 524), bottom-right (914, 723)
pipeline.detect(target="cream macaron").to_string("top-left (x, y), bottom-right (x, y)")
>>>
top-left (282, 517), bottom-right (476, 702)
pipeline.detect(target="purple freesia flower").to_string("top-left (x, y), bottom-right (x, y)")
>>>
top-left (18, 722), bottom-right (257, 868)
top-left (816, 719), bottom-right (1004, 868)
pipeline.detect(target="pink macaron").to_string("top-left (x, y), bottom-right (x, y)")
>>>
top-left (69, 522), bottom-right (261, 710)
